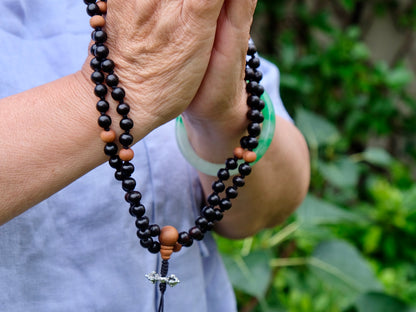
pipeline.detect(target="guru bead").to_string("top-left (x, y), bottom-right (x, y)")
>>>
top-left (159, 226), bottom-right (180, 260)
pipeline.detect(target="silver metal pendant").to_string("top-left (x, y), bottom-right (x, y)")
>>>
top-left (145, 271), bottom-right (180, 287)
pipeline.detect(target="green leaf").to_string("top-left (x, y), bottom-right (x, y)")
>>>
top-left (355, 292), bottom-right (416, 312)
top-left (386, 67), bottom-right (413, 89)
top-left (295, 108), bottom-right (340, 148)
top-left (296, 194), bottom-right (360, 225)
top-left (318, 157), bottom-right (360, 189)
top-left (222, 250), bottom-right (273, 299)
top-left (361, 147), bottom-right (394, 167)
top-left (308, 240), bottom-right (382, 304)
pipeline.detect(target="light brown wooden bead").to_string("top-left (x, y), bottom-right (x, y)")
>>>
top-left (90, 15), bottom-right (106, 28)
top-left (96, 1), bottom-right (107, 14)
top-left (233, 147), bottom-right (245, 159)
top-left (119, 148), bottom-right (134, 161)
top-left (243, 151), bottom-right (257, 163)
top-left (100, 129), bottom-right (116, 143)
top-left (159, 226), bottom-right (179, 260)
top-left (173, 243), bottom-right (182, 253)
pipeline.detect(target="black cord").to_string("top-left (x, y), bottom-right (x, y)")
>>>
top-left (158, 260), bottom-right (169, 312)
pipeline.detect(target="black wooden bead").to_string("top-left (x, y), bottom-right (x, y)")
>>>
top-left (90, 43), bottom-right (97, 56)
top-left (246, 81), bottom-right (264, 96)
top-left (189, 227), bottom-right (204, 241)
top-left (214, 209), bottom-right (224, 221)
top-left (247, 43), bottom-right (257, 56)
top-left (137, 229), bottom-right (151, 239)
top-left (254, 70), bottom-right (263, 82)
top-left (94, 84), bottom-right (107, 97)
top-left (233, 176), bottom-right (245, 187)
top-left (140, 237), bottom-right (153, 249)
top-left (121, 162), bottom-right (135, 177)
top-left (212, 181), bottom-right (225, 193)
top-left (117, 103), bottom-right (130, 115)
top-left (122, 177), bottom-right (136, 192)
top-left (247, 122), bottom-right (261, 137)
top-left (217, 169), bottom-right (230, 181)
top-left (248, 57), bottom-right (261, 69)
top-left (225, 158), bottom-right (238, 170)
top-left (91, 71), bottom-right (104, 84)
top-left (86, 3), bottom-right (100, 16)
top-left (106, 73), bottom-right (119, 87)
top-left (149, 224), bottom-right (161, 237)
top-left (119, 133), bottom-right (133, 147)
top-left (104, 143), bottom-right (118, 156)
top-left (247, 95), bottom-right (260, 108)
top-left (206, 222), bottom-right (215, 231)
top-left (258, 99), bottom-right (265, 110)
top-left (93, 30), bottom-right (107, 43)
top-left (109, 155), bottom-right (122, 169)
top-left (240, 136), bottom-right (249, 149)
top-left (207, 193), bottom-right (220, 206)
top-left (98, 114), bottom-right (111, 128)
top-left (245, 67), bottom-right (255, 81)
top-left (226, 186), bottom-right (238, 199)
top-left (178, 231), bottom-right (191, 245)
top-left (201, 206), bottom-right (216, 222)
top-left (247, 136), bottom-right (259, 149)
top-left (219, 199), bottom-right (232, 211)
top-left (114, 170), bottom-right (124, 181)
top-left (239, 163), bottom-right (252, 176)
top-left (125, 191), bottom-right (142, 205)
top-left (96, 100), bottom-right (109, 112)
top-left (101, 59), bottom-right (115, 73)
top-left (111, 87), bottom-right (125, 101)
top-left (135, 216), bottom-right (149, 231)
top-left (247, 109), bottom-right (264, 123)
top-left (120, 118), bottom-right (134, 131)
top-left (129, 204), bottom-right (145, 218)
top-left (95, 45), bottom-right (109, 59)
top-left (148, 241), bottom-right (161, 254)
top-left (196, 217), bottom-right (209, 233)
top-left (90, 57), bottom-right (101, 70)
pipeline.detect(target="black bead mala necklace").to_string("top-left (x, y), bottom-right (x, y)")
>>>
top-left (84, 1), bottom-right (266, 311)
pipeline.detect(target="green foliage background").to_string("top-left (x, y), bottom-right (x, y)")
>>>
top-left (216, 1), bottom-right (416, 311)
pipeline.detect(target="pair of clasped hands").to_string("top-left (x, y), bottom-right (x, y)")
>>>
top-left (83, 0), bottom-right (259, 155)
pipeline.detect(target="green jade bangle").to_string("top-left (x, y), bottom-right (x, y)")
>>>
top-left (175, 91), bottom-right (276, 176)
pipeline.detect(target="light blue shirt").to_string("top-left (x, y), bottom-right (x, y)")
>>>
top-left (0, 1), bottom-right (290, 311)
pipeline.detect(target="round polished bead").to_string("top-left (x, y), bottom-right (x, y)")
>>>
top-left (100, 129), bottom-right (116, 143)
top-left (96, 1), bottom-right (107, 13)
top-left (119, 148), bottom-right (134, 161)
top-left (178, 232), bottom-right (193, 247)
top-left (247, 109), bottom-right (264, 123)
top-left (226, 186), bottom-right (238, 199)
top-left (148, 241), bottom-right (161, 254)
top-left (246, 81), bottom-right (264, 96)
top-left (114, 170), bottom-right (124, 181)
top-left (247, 43), bottom-right (257, 56)
top-left (201, 206), bottom-right (216, 222)
top-left (149, 224), bottom-right (161, 237)
top-left (140, 237), bottom-right (153, 249)
top-left (240, 136), bottom-right (249, 149)
top-left (225, 158), bottom-right (238, 170)
top-left (248, 57), bottom-right (261, 69)
top-left (104, 143), bottom-right (118, 156)
top-left (90, 15), bottom-right (106, 28)
top-left (86, 3), bottom-right (100, 16)
top-left (121, 162), bottom-right (135, 177)
top-left (119, 133), bottom-right (133, 147)
top-left (217, 169), bottom-right (230, 181)
top-left (233, 147), bottom-right (245, 159)
top-left (125, 191), bottom-right (142, 205)
top-left (106, 74), bottom-right (119, 87)
top-left (137, 229), bottom-right (151, 239)
top-left (196, 217), bottom-right (209, 233)
top-left (108, 155), bottom-right (122, 169)
top-left (233, 176), bottom-right (245, 187)
top-left (111, 87), bottom-right (125, 101)
top-left (117, 103), bottom-right (130, 115)
top-left (239, 163), bottom-right (252, 176)
top-left (95, 45), bottom-right (109, 59)
top-left (244, 151), bottom-right (257, 163)
top-left (98, 114), bottom-right (111, 128)
top-left (245, 67), bottom-right (255, 81)
top-left (212, 181), bottom-right (225, 193)
top-left (122, 177), bottom-right (136, 192)
top-left (207, 193), bottom-right (220, 206)
top-left (189, 227), bottom-right (204, 241)
top-left (254, 70), bottom-right (263, 82)
top-left (214, 209), bottom-right (224, 221)
top-left (247, 95), bottom-right (260, 108)
top-left (101, 59), bottom-right (115, 73)
top-left (219, 199), bottom-right (232, 211)
top-left (90, 43), bottom-right (97, 56)
top-left (135, 216), bottom-right (150, 230)
top-left (159, 226), bottom-right (179, 247)
top-left (90, 57), bottom-right (101, 70)
top-left (129, 204), bottom-right (145, 218)
top-left (94, 84), bottom-right (107, 97)
top-left (120, 118), bottom-right (134, 131)
top-left (93, 30), bottom-right (107, 43)
top-left (91, 71), bottom-right (104, 84)
top-left (248, 122), bottom-right (261, 137)
top-left (206, 222), bottom-right (215, 231)
top-left (96, 100), bottom-right (109, 112)
top-left (246, 137), bottom-right (259, 149)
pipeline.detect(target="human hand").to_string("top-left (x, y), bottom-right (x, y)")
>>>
top-left (81, 0), bottom-right (226, 136)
